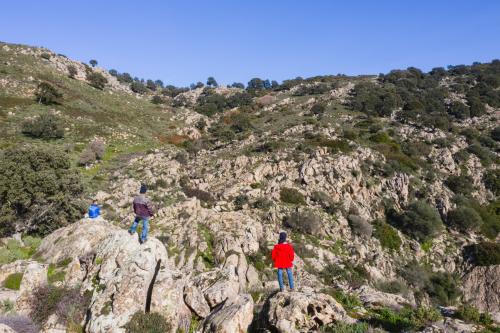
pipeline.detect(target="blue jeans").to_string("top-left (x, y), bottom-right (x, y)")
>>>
top-left (277, 268), bottom-right (294, 291)
top-left (129, 216), bottom-right (149, 242)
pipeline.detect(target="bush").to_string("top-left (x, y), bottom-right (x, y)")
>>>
top-left (0, 145), bottom-right (85, 236)
top-left (22, 113), bottom-right (64, 139)
top-left (67, 65), bottom-right (77, 79)
top-left (3, 273), bottom-right (23, 290)
top-left (35, 82), bottom-right (62, 105)
top-left (252, 197), bottom-right (273, 210)
top-left (455, 304), bottom-right (493, 325)
top-left (491, 126), bottom-right (500, 141)
top-left (131, 81), bottom-right (147, 94)
top-left (321, 322), bottom-right (369, 333)
top-left (125, 312), bottom-right (171, 333)
top-left (467, 144), bottom-right (493, 166)
top-left (446, 207), bottom-right (482, 232)
top-left (464, 242), bottom-right (500, 266)
top-left (320, 262), bottom-right (369, 288)
top-left (86, 72), bottom-right (107, 90)
top-left (323, 289), bottom-right (362, 312)
top-left (310, 103), bottom-right (326, 115)
top-left (0, 315), bottom-right (39, 333)
top-left (483, 169), bottom-right (500, 195)
top-left (388, 201), bottom-right (443, 243)
top-left (425, 272), bottom-right (460, 306)
top-left (233, 194), bottom-right (249, 210)
top-left (151, 95), bottom-right (163, 104)
top-left (373, 220), bottom-right (401, 251)
top-left (78, 139), bottom-right (105, 166)
top-left (347, 215), bottom-right (373, 238)
top-left (284, 209), bottom-right (322, 235)
top-left (280, 187), bottom-right (306, 205)
top-left (375, 279), bottom-right (409, 295)
top-left (29, 285), bottom-right (90, 327)
top-left (40, 53), bottom-right (51, 60)
top-left (445, 174), bottom-right (475, 196)
top-left (369, 306), bottom-right (441, 332)
top-left (311, 191), bottom-right (339, 214)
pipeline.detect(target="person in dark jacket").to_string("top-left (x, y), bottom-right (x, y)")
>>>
top-left (128, 184), bottom-right (154, 243)
top-left (271, 231), bottom-right (295, 291)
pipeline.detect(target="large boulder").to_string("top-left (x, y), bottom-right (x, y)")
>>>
top-left (37, 219), bottom-right (120, 264)
top-left (202, 294), bottom-right (254, 333)
top-left (462, 265), bottom-right (500, 322)
top-left (266, 290), bottom-right (354, 333)
top-left (184, 285), bottom-right (211, 318)
top-left (80, 229), bottom-right (187, 333)
top-left (357, 285), bottom-right (415, 310)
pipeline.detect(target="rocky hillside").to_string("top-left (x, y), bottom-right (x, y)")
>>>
top-left (0, 42), bottom-right (499, 333)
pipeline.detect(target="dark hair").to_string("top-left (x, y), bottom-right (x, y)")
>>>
top-left (278, 232), bottom-right (287, 244)
top-left (140, 184), bottom-right (147, 194)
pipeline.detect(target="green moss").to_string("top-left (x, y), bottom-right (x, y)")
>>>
top-left (4, 272), bottom-right (23, 290)
top-left (124, 312), bottom-right (171, 333)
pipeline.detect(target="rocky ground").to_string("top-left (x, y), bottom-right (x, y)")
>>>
top-left (0, 43), bottom-right (499, 332)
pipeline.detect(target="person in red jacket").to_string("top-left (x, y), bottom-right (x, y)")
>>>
top-left (271, 232), bottom-right (295, 291)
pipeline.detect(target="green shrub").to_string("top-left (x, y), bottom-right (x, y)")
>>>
top-left (425, 272), bottom-right (460, 306)
top-left (446, 207), bottom-right (482, 232)
top-left (280, 187), bottom-right (305, 205)
top-left (373, 220), bottom-right (401, 251)
top-left (306, 135), bottom-right (353, 154)
top-left (388, 201), bottom-right (443, 243)
top-left (321, 322), bottom-right (369, 333)
top-left (47, 264), bottom-right (66, 284)
top-left (0, 145), bottom-right (86, 236)
top-left (29, 285), bottom-right (90, 327)
top-left (369, 306), bottom-right (441, 332)
top-left (252, 197), bottom-right (273, 210)
top-left (86, 71), bottom-right (107, 90)
top-left (130, 81), bottom-right (147, 94)
top-left (320, 262), bottom-right (369, 288)
top-left (374, 279), bottom-right (408, 295)
top-left (464, 242), bottom-right (500, 266)
top-left (491, 126), bottom-right (500, 141)
top-left (322, 289), bottom-right (362, 312)
top-left (445, 174), bottom-right (474, 196)
top-left (22, 113), bottom-right (64, 139)
top-left (455, 304), bottom-right (482, 324)
top-left (35, 82), bottom-right (62, 105)
top-left (284, 209), bottom-right (322, 235)
top-left (310, 103), bottom-right (326, 115)
top-left (483, 169), bottom-right (500, 195)
top-left (67, 65), bottom-right (77, 78)
top-left (4, 273), bottom-right (23, 290)
top-left (467, 144), bottom-right (493, 166)
top-left (124, 312), bottom-right (171, 333)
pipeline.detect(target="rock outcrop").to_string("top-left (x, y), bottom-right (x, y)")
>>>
top-left (265, 290), bottom-right (354, 333)
top-left (462, 265), bottom-right (500, 321)
top-left (202, 294), bottom-right (254, 333)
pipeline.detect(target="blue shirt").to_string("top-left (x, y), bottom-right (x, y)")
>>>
top-left (88, 204), bottom-right (100, 218)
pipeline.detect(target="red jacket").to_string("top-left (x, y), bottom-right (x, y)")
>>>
top-left (271, 243), bottom-right (295, 268)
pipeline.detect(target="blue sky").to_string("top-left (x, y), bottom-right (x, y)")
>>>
top-left (1, 1), bottom-right (499, 86)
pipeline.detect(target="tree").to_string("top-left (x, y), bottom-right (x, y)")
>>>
top-left (89, 59), bottom-right (98, 67)
top-left (108, 69), bottom-right (118, 77)
top-left (448, 101), bottom-right (469, 119)
top-left (67, 65), bottom-right (78, 79)
top-left (36, 82), bottom-right (62, 104)
top-left (146, 79), bottom-right (157, 91)
top-left (22, 113), bottom-right (65, 139)
top-left (247, 78), bottom-right (264, 90)
top-left (0, 145), bottom-right (85, 236)
top-left (271, 80), bottom-right (279, 88)
top-left (447, 207), bottom-right (482, 232)
top-left (118, 72), bottom-right (133, 83)
top-left (206, 77), bottom-right (218, 87)
top-left (86, 72), bottom-right (108, 90)
top-left (230, 82), bottom-right (245, 89)
top-left (263, 79), bottom-right (271, 89)
top-left (154, 80), bottom-right (164, 88)
top-left (130, 81), bottom-right (147, 94)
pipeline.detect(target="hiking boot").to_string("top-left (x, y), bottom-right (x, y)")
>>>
top-left (140, 238), bottom-right (148, 244)
top-left (128, 230), bottom-right (134, 235)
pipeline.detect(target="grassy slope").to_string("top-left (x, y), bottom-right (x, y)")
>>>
top-left (0, 43), bottom-right (183, 187)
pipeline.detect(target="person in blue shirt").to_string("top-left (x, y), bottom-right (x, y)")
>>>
top-left (88, 201), bottom-right (100, 219)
